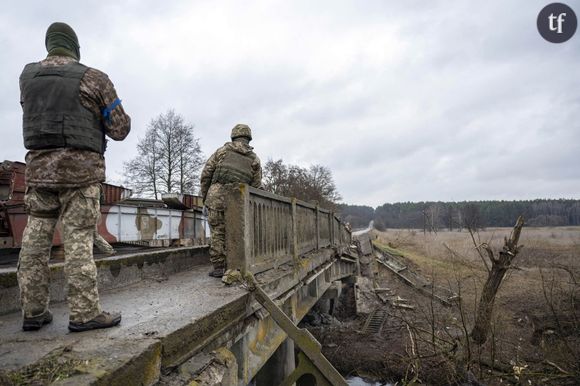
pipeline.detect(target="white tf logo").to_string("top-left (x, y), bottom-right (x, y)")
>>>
top-left (548, 12), bottom-right (567, 33)
top-left (537, 3), bottom-right (577, 43)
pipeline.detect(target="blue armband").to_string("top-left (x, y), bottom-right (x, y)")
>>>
top-left (101, 98), bottom-right (122, 124)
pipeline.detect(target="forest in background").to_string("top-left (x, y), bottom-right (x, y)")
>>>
top-left (339, 199), bottom-right (580, 230)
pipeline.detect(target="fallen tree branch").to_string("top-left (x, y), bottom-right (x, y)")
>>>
top-left (544, 360), bottom-right (572, 376)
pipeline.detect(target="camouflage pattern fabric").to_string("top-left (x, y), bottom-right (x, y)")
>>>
top-left (18, 184), bottom-right (102, 323)
top-left (25, 149), bottom-right (108, 189)
top-left (230, 124), bottom-right (252, 140)
top-left (207, 208), bottom-right (226, 268)
top-left (94, 227), bottom-right (114, 255)
top-left (200, 139), bottom-right (263, 269)
top-left (200, 141), bottom-right (262, 208)
top-left (211, 149), bottom-right (254, 185)
top-left (21, 55), bottom-right (130, 188)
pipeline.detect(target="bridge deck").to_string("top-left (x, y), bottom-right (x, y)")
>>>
top-left (0, 264), bottom-right (247, 384)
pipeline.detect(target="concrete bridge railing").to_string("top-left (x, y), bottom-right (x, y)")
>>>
top-left (224, 184), bottom-right (352, 274)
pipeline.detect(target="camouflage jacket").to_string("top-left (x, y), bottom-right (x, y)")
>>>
top-left (200, 141), bottom-right (262, 210)
top-left (21, 56), bottom-right (131, 188)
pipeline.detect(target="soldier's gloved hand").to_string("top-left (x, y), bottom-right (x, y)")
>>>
top-left (202, 206), bottom-right (208, 217)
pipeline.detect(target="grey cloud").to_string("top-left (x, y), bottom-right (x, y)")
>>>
top-left (1, 1), bottom-right (579, 207)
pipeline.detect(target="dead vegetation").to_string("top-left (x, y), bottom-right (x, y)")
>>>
top-left (1, 347), bottom-right (84, 386)
top-left (369, 225), bottom-right (580, 385)
top-left (307, 226), bottom-right (579, 385)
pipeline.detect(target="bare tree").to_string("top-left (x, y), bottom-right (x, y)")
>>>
top-left (470, 216), bottom-right (524, 344)
top-left (263, 159), bottom-right (342, 208)
top-left (123, 127), bottom-right (160, 198)
top-left (422, 204), bottom-right (441, 235)
top-left (123, 110), bottom-right (203, 198)
top-left (307, 164), bottom-right (342, 205)
top-left (263, 159), bottom-right (288, 195)
top-left (443, 205), bottom-right (454, 231)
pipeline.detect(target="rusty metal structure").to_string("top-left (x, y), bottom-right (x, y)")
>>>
top-left (0, 161), bottom-right (27, 249)
top-left (0, 160), bottom-right (208, 252)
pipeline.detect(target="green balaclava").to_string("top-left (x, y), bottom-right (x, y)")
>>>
top-left (45, 22), bottom-right (80, 60)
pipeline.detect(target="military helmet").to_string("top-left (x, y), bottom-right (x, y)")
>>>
top-left (231, 124), bottom-right (252, 141)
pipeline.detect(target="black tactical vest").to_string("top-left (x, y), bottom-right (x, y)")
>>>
top-left (212, 148), bottom-right (254, 185)
top-left (19, 62), bottom-right (105, 154)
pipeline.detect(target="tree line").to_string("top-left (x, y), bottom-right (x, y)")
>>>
top-left (340, 200), bottom-right (580, 230)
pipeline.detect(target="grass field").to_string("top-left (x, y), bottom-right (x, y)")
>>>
top-left (372, 226), bottom-right (580, 385)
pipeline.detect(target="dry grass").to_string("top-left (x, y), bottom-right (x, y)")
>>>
top-left (374, 226), bottom-right (580, 286)
top-left (372, 226), bottom-right (580, 385)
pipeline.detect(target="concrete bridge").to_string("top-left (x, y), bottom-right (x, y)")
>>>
top-left (0, 184), bottom-right (359, 386)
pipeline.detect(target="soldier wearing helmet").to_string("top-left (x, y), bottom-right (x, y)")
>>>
top-left (200, 124), bottom-right (263, 278)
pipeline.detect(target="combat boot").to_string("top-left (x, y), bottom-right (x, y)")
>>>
top-left (23, 310), bottom-right (53, 331)
top-left (68, 311), bottom-right (121, 332)
top-left (208, 268), bottom-right (225, 278)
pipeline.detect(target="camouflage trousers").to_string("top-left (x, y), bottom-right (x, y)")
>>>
top-left (94, 226), bottom-right (114, 255)
top-left (207, 208), bottom-right (226, 269)
top-left (17, 184), bottom-right (102, 323)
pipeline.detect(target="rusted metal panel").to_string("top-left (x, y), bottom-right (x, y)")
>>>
top-left (1, 208), bottom-right (26, 248)
top-left (0, 161), bottom-right (28, 248)
top-left (2, 203), bottom-right (208, 249)
top-left (0, 161), bottom-right (208, 249)
top-left (101, 183), bottom-right (132, 204)
top-left (162, 193), bottom-right (187, 209)
top-left (0, 206), bottom-right (63, 249)
top-left (183, 194), bottom-right (203, 209)
top-left (162, 193), bottom-right (203, 210)
top-left (0, 161), bottom-right (26, 204)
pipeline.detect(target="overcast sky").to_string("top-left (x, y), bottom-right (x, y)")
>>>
top-left (1, 1), bottom-right (579, 207)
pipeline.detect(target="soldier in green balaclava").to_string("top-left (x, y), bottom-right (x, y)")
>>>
top-left (18, 22), bottom-right (131, 333)
top-left (45, 22), bottom-right (81, 60)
